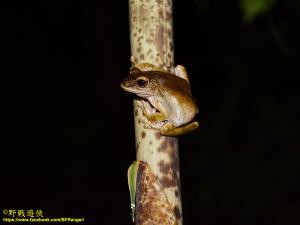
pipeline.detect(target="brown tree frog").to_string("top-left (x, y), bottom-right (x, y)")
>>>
top-left (120, 59), bottom-right (199, 136)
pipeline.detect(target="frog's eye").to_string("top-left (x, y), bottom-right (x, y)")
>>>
top-left (136, 77), bottom-right (149, 88)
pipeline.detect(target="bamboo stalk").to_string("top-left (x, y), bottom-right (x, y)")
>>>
top-left (128, 0), bottom-right (182, 224)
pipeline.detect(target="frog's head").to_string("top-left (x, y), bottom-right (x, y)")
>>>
top-left (120, 67), bottom-right (160, 98)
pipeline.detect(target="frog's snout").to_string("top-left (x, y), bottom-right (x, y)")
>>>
top-left (120, 78), bottom-right (131, 90)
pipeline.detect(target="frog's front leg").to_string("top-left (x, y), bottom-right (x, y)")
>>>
top-left (160, 121), bottom-right (199, 136)
top-left (136, 100), bottom-right (167, 129)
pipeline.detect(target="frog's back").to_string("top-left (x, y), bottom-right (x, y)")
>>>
top-left (151, 71), bottom-right (191, 95)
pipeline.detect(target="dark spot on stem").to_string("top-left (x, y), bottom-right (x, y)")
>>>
top-left (155, 25), bottom-right (164, 56)
top-left (173, 206), bottom-right (181, 219)
top-left (141, 131), bottom-right (146, 139)
top-left (160, 175), bottom-right (176, 188)
top-left (157, 138), bottom-right (168, 152)
top-left (158, 160), bottom-right (171, 174)
top-left (155, 131), bottom-right (161, 140)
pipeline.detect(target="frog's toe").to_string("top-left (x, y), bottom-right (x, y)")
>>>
top-left (160, 123), bottom-right (177, 136)
top-left (189, 121), bottom-right (199, 130)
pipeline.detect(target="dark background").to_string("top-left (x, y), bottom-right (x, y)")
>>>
top-left (2, 0), bottom-right (299, 225)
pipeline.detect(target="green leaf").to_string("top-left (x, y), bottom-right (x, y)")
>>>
top-left (241, 0), bottom-right (277, 23)
top-left (127, 161), bottom-right (140, 222)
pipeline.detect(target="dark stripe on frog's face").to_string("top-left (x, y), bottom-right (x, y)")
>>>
top-left (121, 73), bottom-right (158, 97)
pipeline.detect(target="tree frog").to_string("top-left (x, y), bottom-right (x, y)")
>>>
top-left (120, 60), bottom-right (199, 136)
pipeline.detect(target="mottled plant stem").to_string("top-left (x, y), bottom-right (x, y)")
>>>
top-left (128, 0), bottom-right (182, 224)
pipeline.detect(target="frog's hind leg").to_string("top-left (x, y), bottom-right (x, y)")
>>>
top-left (175, 65), bottom-right (190, 85)
top-left (160, 121), bottom-right (199, 136)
